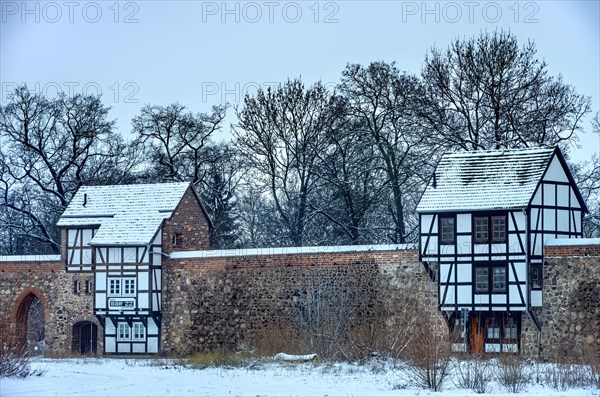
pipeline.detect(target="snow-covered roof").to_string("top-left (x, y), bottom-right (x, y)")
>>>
top-left (416, 147), bottom-right (555, 212)
top-left (169, 244), bottom-right (415, 259)
top-left (57, 182), bottom-right (191, 246)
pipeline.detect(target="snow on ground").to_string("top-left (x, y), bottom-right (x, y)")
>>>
top-left (1, 358), bottom-right (598, 397)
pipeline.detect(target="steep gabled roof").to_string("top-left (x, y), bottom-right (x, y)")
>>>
top-left (416, 147), bottom-right (557, 213)
top-left (57, 182), bottom-right (192, 246)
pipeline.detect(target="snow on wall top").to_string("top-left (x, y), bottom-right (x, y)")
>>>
top-left (169, 244), bottom-right (416, 259)
top-left (545, 238), bottom-right (600, 246)
top-left (416, 147), bottom-right (555, 213)
top-left (0, 254), bottom-right (61, 262)
top-left (57, 182), bottom-right (191, 246)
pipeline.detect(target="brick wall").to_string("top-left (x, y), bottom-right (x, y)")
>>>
top-left (160, 248), bottom-right (441, 355)
top-left (162, 186), bottom-right (210, 254)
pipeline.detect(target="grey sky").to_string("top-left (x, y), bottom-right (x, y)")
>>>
top-left (1, 0), bottom-right (598, 161)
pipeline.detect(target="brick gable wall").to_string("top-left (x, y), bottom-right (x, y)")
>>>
top-left (162, 186), bottom-right (210, 254)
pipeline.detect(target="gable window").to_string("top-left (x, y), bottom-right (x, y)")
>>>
top-left (475, 268), bottom-right (489, 292)
top-left (492, 267), bottom-right (507, 292)
top-left (172, 233), bottom-right (183, 246)
top-left (531, 264), bottom-right (543, 289)
top-left (492, 216), bottom-right (507, 241)
top-left (440, 217), bottom-right (455, 244)
top-left (474, 217), bottom-right (489, 242)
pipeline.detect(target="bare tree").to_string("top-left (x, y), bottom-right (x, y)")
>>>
top-left (132, 103), bottom-right (226, 183)
top-left (340, 62), bottom-right (433, 243)
top-left (234, 79), bottom-right (346, 246)
top-left (421, 30), bottom-right (591, 151)
top-left (0, 86), bottom-right (138, 254)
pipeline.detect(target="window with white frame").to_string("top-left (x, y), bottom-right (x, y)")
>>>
top-left (117, 323), bottom-right (130, 341)
top-left (108, 277), bottom-right (136, 297)
top-left (117, 322), bottom-right (145, 341)
top-left (123, 278), bottom-right (136, 296)
top-left (132, 323), bottom-right (145, 341)
top-left (492, 267), bottom-right (507, 292)
top-left (109, 278), bottom-right (121, 296)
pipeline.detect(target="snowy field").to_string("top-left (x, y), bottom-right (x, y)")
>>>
top-left (1, 358), bottom-right (598, 397)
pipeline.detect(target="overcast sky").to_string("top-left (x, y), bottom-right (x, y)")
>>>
top-left (1, 0), bottom-right (599, 161)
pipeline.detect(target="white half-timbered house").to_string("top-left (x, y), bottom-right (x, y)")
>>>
top-left (416, 147), bottom-right (587, 353)
top-left (57, 182), bottom-right (210, 354)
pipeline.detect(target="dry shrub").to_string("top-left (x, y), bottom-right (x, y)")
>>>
top-left (0, 322), bottom-right (41, 378)
top-left (186, 349), bottom-right (255, 369)
top-left (404, 314), bottom-right (451, 391)
top-left (542, 362), bottom-right (588, 391)
top-left (496, 354), bottom-right (532, 393)
top-left (252, 323), bottom-right (301, 357)
top-left (453, 355), bottom-right (494, 394)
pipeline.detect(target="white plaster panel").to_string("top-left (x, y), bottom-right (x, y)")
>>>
top-left (510, 211), bottom-right (526, 231)
top-left (152, 252), bottom-right (162, 266)
top-left (473, 244), bottom-right (489, 254)
top-left (543, 184), bottom-right (556, 206)
top-left (95, 292), bottom-right (106, 309)
top-left (440, 245), bottom-right (455, 255)
top-left (138, 294), bottom-right (149, 309)
top-left (557, 185), bottom-right (569, 207)
top-left (123, 248), bottom-right (136, 263)
top-left (117, 343), bottom-right (131, 353)
top-left (543, 209), bottom-right (556, 231)
top-left (109, 247), bottom-right (121, 263)
top-left (491, 294), bottom-right (507, 304)
top-left (457, 286), bottom-right (471, 304)
top-left (421, 214), bottom-right (435, 233)
top-left (132, 344), bottom-right (145, 353)
top-left (442, 285), bottom-right (455, 306)
top-left (491, 244), bottom-right (506, 254)
top-left (473, 295), bottom-right (489, 305)
top-left (439, 263), bottom-right (451, 282)
top-left (456, 214), bottom-right (471, 233)
top-left (544, 156), bottom-right (569, 182)
top-left (530, 290), bottom-right (542, 307)
top-left (153, 230), bottom-right (162, 245)
top-left (557, 210), bottom-right (569, 232)
top-left (570, 189), bottom-right (581, 209)
top-left (147, 337), bottom-right (159, 353)
top-left (82, 229), bottom-right (94, 245)
top-left (456, 264), bottom-right (471, 283)
top-left (457, 236), bottom-right (471, 255)
top-left (148, 318), bottom-right (158, 334)
top-left (574, 211), bottom-right (582, 233)
top-left (509, 285), bottom-right (524, 304)
top-left (531, 188), bottom-right (541, 206)
top-left (105, 337), bottom-right (116, 353)
top-left (153, 269), bottom-right (161, 289)
top-left (508, 234), bottom-right (523, 253)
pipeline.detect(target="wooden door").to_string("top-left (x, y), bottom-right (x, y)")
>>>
top-left (470, 317), bottom-right (484, 354)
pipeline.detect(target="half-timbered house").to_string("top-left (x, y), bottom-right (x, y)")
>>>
top-left (416, 147), bottom-right (587, 353)
top-left (57, 182), bottom-right (210, 354)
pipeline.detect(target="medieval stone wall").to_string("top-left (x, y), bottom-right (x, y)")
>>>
top-left (0, 260), bottom-right (102, 356)
top-left (521, 244), bottom-right (600, 359)
top-left (160, 248), bottom-right (442, 355)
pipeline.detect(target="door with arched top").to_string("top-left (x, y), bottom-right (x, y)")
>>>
top-left (15, 293), bottom-right (46, 355)
top-left (72, 321), bottom-right (98, 354)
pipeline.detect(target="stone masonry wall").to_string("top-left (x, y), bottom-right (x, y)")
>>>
top-left (521, 244), bottom-right (600, 359)
top-left (161, 248), bottom-right (442, 356)
top-left (0, 260), bottom-right (102, 356)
